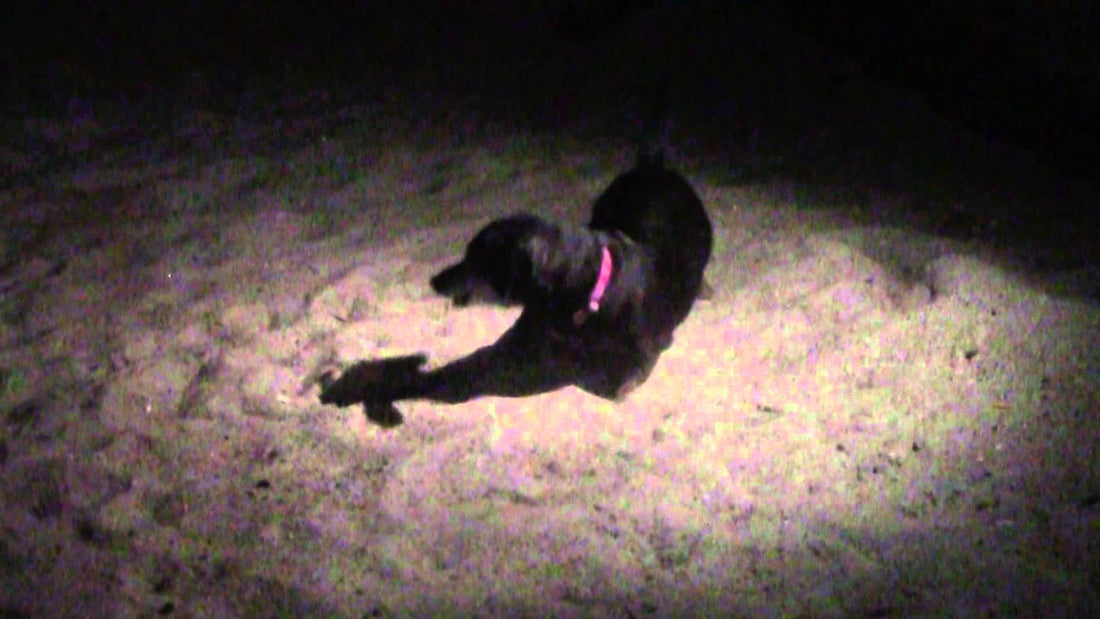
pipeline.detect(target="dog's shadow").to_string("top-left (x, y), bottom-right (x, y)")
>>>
top-left (318, 311), bottom-right (643, 427)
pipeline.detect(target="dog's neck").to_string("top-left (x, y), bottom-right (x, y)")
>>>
top-left (572, 245), bottom-right (613, 326)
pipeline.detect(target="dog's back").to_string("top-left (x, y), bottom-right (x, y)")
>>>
top-left (588, 161), bottom-right (711, 321)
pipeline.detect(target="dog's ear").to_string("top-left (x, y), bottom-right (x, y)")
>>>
top-left (523, 234), bottom-right (556, 288)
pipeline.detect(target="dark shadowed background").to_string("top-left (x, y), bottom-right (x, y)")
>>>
top-left (4, 1), bottom-right (1097, 268)
top-left (4, 1), bottom-right (1097, 174)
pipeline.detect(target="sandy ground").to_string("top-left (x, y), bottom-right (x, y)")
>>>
top-left (1, 98), bottom-right (1097, 616)
top-left (3, 6), bottom-right (1099, 616)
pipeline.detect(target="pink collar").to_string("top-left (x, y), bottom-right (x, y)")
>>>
top-left (573, 245), bottom-right (613, 325)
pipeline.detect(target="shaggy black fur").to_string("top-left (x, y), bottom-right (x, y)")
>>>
top-left (319, 151), bottom-right (712, 424)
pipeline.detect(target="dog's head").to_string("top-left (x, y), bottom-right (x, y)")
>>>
top-left (430, 214), bottom-right (558, 307)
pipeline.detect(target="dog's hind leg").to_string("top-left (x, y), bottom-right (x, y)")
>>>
top-left (575, 356), bottom-right (655, 401)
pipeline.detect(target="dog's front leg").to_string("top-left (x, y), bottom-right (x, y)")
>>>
top-left (391, 337), bottom-right (574, 404)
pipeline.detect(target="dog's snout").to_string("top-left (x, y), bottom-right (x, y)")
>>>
top-left (430, 263), bottom-right (462, 294)
top-left (429, 260), bottom-right (499, 307)
top-left (430, 262), bottom-right (475, 306)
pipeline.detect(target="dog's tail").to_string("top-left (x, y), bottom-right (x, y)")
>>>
top-left (636, 79), bottom-right (671, 167)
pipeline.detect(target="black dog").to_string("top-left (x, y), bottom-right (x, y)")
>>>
top-left (319, 148), bottom-right (712, 424)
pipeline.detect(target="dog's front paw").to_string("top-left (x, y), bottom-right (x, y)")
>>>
top-left (317, 369), bottom-right (360, 407)
top-left (317, 369), bottom-right (352, 406)
top-left (318, 353), bottom-right (428, 407)
top-left (365, 402), bottom-right (404, 428)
